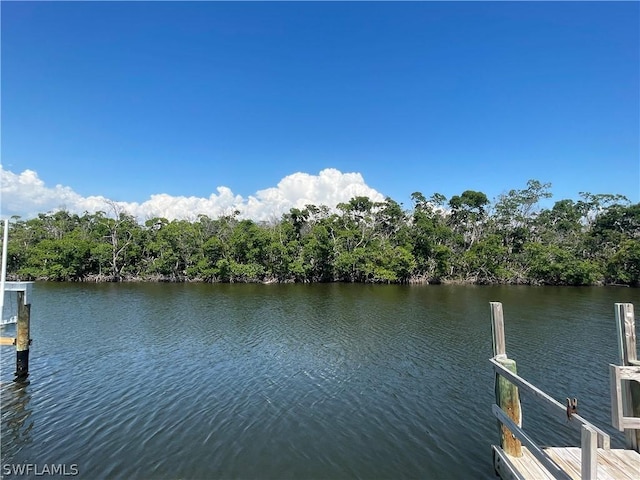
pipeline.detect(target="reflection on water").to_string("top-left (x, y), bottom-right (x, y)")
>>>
top-left (1, 380), bottom-right (33, 459)
top-left (0, 283), bottom-right (637, 479)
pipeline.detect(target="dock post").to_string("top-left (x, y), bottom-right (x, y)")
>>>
top-left (581, 424), bottom-right (597, 480)
top-left (614, 303), bottom-right (640, 452)
top-left (491, 302), bottom-right (522, 457)
top-left (15, 290), bottom-right (31, 380)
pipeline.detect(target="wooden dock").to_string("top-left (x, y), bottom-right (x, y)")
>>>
top-left (495, 446), bottom-right (640, 480)
top-left (490, 302), bottom-right (640, 480)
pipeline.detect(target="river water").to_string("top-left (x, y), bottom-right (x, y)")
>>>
top-left (0, 283), bottom-right (638, 479)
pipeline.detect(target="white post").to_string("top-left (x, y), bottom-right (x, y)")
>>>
top-left (581, 424), bottom-right (597, 480)
top-left (0, 218), bottom-right (8, 315)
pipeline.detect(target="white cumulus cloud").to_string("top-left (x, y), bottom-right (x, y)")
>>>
top-left (0, 166), bottom-right (385, 222)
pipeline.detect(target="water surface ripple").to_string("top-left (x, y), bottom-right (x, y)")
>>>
top-left (1, 283), bottom-right (637, 479)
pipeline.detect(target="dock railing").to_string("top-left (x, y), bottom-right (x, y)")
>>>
top-left (490, 302), bottom-right (611, 480)
top-left (610, 303), bottom-right (640, 451)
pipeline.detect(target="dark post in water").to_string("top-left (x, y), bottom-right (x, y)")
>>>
top-left (15, 290), bottom-right (31, 380)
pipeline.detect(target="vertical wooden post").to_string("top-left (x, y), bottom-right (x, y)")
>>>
top-left (491, 302), bottom-right (522, 457)
top-left (581, 424), bottom-right (597, 480)
top-left (15, 290), bottom-right (30, 380)
top-left (491, 302), bottom-right (506, 358)
top-left (614, 303), bottom-right (640, 452)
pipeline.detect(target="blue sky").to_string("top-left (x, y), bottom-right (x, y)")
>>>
top-left (1, 1), bottom-right (638, 220)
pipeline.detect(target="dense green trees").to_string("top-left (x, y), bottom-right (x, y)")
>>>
top-left (3, 181), bottom-right (639, 285)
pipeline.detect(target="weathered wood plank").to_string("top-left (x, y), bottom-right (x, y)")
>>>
top-left (501, 446), bottom-right (556, 480)
top-left (614, 303), bottom-right (640, 452)
top-left (620, 417), bottom-right (640, 430)
top-left (493, 445), bottom-right (528, 480)
top-left (616, 365), bottom-right (640, 382)
top-left (581, 425), bottom-right (597, 480)
top-left (545, 449), bottom-right (582, 480)
top-left (544, 448), bottom-right (640, 480)
top-left (492, 404), bottom-right (573, 480)
top-left (611, 364), bottom-right (624, 431)
top-left (606, 450), bottom-right (640, 480)
top-left (491, 302), bottom-right (506, 358)
top-left (615, 303), bottom-right (638, 364)
top-left (492, 357), bottom-right (610, 448)
top-left (494, 403), bottom-right (640, 479)
top-left (0, 337), bottom-right (15, 346)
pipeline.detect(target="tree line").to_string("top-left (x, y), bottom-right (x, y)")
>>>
top-left (3, 180), bottom-right (639, 286)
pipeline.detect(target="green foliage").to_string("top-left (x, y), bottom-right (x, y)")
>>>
top-left (606, 240), bottom-right (640, 286)
top-left (4, 182), bottom-right (638, 286)
top-left (462, 234), bottom-right (510, 283)
top-left (19, 233), bottom-right (91, 281)
top-left (301, 224), bottom-right (334, 282)
top-left (525, 243), bottom-right (601, 285)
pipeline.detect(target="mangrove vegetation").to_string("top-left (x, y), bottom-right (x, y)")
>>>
top-left (3, 180), bottom-right (639, 286)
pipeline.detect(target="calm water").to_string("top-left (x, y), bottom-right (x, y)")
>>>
top-left (1, 283), bottom-right (638, 479)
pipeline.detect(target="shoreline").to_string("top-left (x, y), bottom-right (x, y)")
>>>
top-left (5, 273), bottom-right (634, 287)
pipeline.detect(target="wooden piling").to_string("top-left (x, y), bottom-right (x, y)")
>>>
top-left (614, 303), bottom-right (640, 452)
top-left (15, 290), bottom-right (30, 380)
top-left (491, 302), bottom-right (523, 457)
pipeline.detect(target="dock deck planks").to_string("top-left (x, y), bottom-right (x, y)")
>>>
top-left (500, 447), bottom-right (640, 480)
